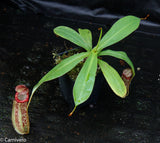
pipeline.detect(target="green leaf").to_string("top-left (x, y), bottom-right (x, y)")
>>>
top-left (97, 15), bottom-right (140, 51)
top-left (98, 59), bottom-right (127, 98)
top-left (78, 28), bottom-right (92, 50)
top-left (54, 26), bottom-right (90, 51)
top-left (99, 49), bottom-right (135, 76)
top-left (27, 52), bottom-right (89, 109)
top-left (73, 51), bottom-right (97, 106)
top-left (95, 27), bottom-right (103, 50)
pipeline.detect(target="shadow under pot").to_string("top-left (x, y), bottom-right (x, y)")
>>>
top-left (59, 72), bottom-right (105, 109)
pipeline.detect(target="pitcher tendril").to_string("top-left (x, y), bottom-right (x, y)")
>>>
top-left (68, 106), bottom-right (77, 117)
top-left (141, 14), bottom-right (150, 20)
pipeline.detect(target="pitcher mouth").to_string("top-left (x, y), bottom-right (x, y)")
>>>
top-left (122, 68), bottom-right (133, 80)
top-left (15, 85), bottom-right (29, 103)
top-left (15, 92), bottom-right (29, 103)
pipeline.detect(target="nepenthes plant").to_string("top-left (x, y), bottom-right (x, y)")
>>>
top-left (27, 15), bottom-right (141, 116)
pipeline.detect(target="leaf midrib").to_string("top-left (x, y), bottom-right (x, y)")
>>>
top-left (78, 53), bottom-right (96, 98)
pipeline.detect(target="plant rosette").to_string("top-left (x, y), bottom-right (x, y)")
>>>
top-left (27, 15), bottom-right (141, 116)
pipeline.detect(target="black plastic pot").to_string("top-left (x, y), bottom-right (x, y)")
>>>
top-left (59, 72), bottom-right (105, 109)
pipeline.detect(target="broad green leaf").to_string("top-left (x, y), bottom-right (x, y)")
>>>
top-left (27, 52), bottom-right (89, 108)
top-left (99, 49), bottom-right (135, 76)
top-left (97, 16), bottom-right (140, 51)
top-left (54, 26), bottom-right (90, 51)
top-left (78, 28), bottom-right (92, 50)
top-left (98, 59), bottom-right (127, 98)
top-left (73, 51), bottom-right (97, 106)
